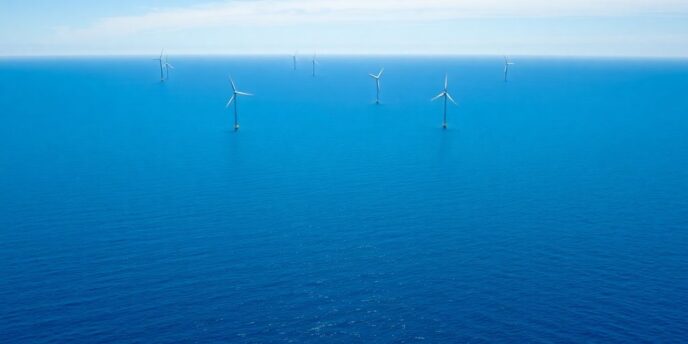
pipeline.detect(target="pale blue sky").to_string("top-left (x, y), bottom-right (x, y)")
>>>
top-left (1, 0), bottom-right (687, 57)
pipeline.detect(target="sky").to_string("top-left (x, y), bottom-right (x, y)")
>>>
top-left (1, 0), bottom-right (687, 57)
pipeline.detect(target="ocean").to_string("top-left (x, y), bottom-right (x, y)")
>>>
top-left (1, 56), bottom-right (687, 342)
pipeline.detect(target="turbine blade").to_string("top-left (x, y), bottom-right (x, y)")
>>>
top-left (378, 68), bottom-right (384, 78)
top-left (236, 91), bottom-right (253, 96)
top-left (226, 95), bottom-right (235, 108)
top-left (369, 74), bottom-right (378, 79)
top-left (431, 92), bottom-right (445, 101)
top-left (444, 75), bottom-right (448, 90)
top-left (229, 77), bottom-right (237, 92)
top-left (166, 63), bottom-right (175, 69)
top-left (446, 93), bottom-right (457, 105)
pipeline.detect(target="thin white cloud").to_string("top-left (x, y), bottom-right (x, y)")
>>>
top-left (56, 0), bottom-right (688, 41)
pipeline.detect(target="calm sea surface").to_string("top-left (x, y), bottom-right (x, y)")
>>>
top-left (1, 57), bottom-right (687, 342)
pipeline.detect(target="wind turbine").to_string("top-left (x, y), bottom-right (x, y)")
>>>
top-left (431, 75), bottom-right (457, 129)
top-left (293, 53), bottom-right (297, 71)
top-left (164, 55), bottom-right (174, 80)
top-left (153, 50), bottom-right (165, 81)
top-left (312, 53), bottom-right (318, 77)
top-left (504, 56), bottom-right (515, 82)
top-left (226, 77), bottom-right (253, 131)
top-left (368, 68), bottom-right (384, 104)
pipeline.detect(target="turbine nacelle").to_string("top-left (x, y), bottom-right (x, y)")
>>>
top-left (431, 91), bottom-right (457, 105)
top-left (226, 78), bottom-right (253, 107)
top-left (431, 75), bottom-right (457, 105)
top-left (369, 68), bottom-right (384, 80)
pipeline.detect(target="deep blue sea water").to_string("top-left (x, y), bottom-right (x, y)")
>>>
top-left (1, 56), bottom-right (687, 343)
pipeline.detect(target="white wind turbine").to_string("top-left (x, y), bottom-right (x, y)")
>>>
top-left (504, 56), bottom-right (515, 82)
top-left (312, 53), bottom-right (318, 77)
top-left (431, 75), bottom-right (457, 129)
top-left (164, 55), bottom-right (174, 80)
top-left (153, 50), bottom-right (165, 81)
top-left (226, 77), bottom-right (253, 131)
top-left (369, 68), bottom-right (384, 104)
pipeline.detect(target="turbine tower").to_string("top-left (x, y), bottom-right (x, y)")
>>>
top-left (504, 56), bottom-right (515, 82)
top-left (164, 55), bottom-right (174, 80)
top-left (369, 68), bottom-right (384, 104)
top-left (293, 53), bottom-right (297, 71)
top-left (431, 75), bottom-right (457, 129)
top-left (226, 77), bottom-right (253, 131)
top-left (153, 50), bottom-right (165, 81)
top-left (312, 53), bottom-right (318, 77)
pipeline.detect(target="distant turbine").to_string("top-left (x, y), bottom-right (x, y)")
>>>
top-left (152, 50), bottom-right (165, 81)
top-left (368, 68), bottom-right (384, 104)
top-left (312, 53), bottom-right (318, 77)
top-left (293, 53), bottom-right (297, 71)
top-left (504, 56), bottom-right (515, 82)
top-left (164, 55), bottom-right (174, 80)
top-left (226, 77), bottom-right (253, 131)
top-left (431, 75), bottom-right (457, 129)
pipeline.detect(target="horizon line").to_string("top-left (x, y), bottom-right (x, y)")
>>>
top-left (1, 52), bottom-right (687, 60)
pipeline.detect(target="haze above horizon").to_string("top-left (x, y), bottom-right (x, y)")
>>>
top-left (1, 0), bottom-right (687, 57)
